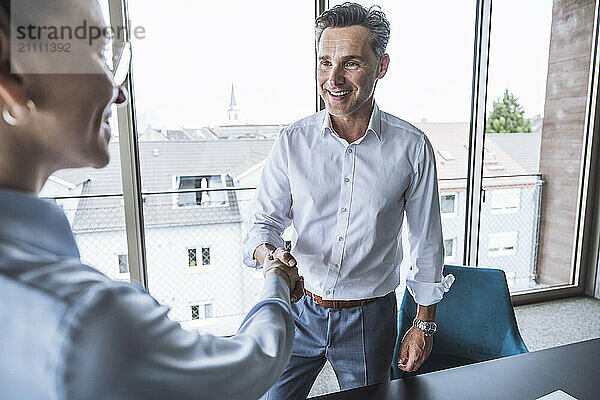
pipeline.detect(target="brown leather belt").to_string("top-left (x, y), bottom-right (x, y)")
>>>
top-left (304, 289), bottom-right (384, 309)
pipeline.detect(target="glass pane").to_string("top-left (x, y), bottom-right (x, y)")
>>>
top-left (480, 0), bottom-right (595, 293)
top-left (329, 0), bottom-right (476, 286)
top-left (127, 0), bottom-right (315, 336)
top-left (441, 194), bottom-right (457, 214)
top-left (38, 0), bottom-right (130, 283)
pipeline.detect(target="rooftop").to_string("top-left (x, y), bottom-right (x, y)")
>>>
top-left (42, 121), bottom-right (542, 231)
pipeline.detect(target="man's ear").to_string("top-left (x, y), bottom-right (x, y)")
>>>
top-left (0, 29), bottom-right (30, 117)
top-left (377, 53), bottom-right (390, 79)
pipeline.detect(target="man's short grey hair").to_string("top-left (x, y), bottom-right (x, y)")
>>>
top-left (315, 2), bottom-right (390, 60)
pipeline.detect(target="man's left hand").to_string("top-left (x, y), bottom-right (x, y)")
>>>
top-left (397, 326), bottom-right (433, 372)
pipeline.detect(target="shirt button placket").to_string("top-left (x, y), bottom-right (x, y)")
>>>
top-left (325, 145), bottom-right (355, 298)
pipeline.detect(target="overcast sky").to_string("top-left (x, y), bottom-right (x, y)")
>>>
top-left (126, 0), bottom-right (553, 128)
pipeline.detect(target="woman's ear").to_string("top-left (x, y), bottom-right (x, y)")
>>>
top-left (0, 29), bottom-right (31, 122)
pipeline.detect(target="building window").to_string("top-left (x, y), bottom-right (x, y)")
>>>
top-left (188, 248), bottom-right (197, 267)
top-left (488, 232), bottom-right (518, 257)
top-left (191, 304), bottom-right (199, 320)
top-left (201, 247), bottom-right (211, 265)
top-left (117, 254), bottom-right (128, 274)
top-left (191, 302), bottom-right (215, 320)
top-left (489, 188), bottom-right (521, 214)
top-left (175, 175), bottom-right (228, 207)
top-left (444, 238), bottom-right (456, 262)
top-left (189, 247), bottom-right (211, 268)
top-left (440, 193), bottom-right (458, 217)
top-left (204, 303), bottom-right (214, 318)
top-left (483, 147), bottom-right (497, 164)
top-left (438, 150), bottom-right (456, 162)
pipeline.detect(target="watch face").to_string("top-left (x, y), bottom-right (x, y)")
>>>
top-left (415, 319), bottom-right (437, 335)
top-left (423, 324), bottom-right (436, 335)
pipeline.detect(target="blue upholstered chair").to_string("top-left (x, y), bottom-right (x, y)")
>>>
top-left (390, 265), bottom-right (528, 379)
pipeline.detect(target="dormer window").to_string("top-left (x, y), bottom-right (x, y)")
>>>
top-left (174, 175), bottom-right (228, 207)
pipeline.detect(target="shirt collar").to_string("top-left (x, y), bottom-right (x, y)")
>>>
top-left (320, 102), bottom-right (382, 142)
top-left (0, 186), bottom-right (80, 259)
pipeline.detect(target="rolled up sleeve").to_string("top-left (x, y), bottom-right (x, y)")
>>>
top-left (242, 130), bottom-right (293, 268)
top-left (403, 135), bottom-right (454, 306)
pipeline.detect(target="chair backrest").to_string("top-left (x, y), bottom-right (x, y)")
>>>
top-left (396, 265), bottom-right (528, 362)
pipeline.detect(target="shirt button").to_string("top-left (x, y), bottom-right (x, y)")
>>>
top-left (333, 264), bottom-right (339, 269)
top-left (325, 290), bottom-right (331, 295)
top-left (344, 177), bottom-right (350, 183)
top-left (338, 236), bottom-right (344, 241)
top-left (348, 148), bottom-right (353, 154)
top-left (341, 207), bottom-right (347, 213)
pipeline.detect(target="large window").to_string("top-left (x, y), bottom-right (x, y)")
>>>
top-left (40, 0), bottom-right (599, 398)
top-left (39, 0), bottom-right (130, 283)
top-left (116, 0), bottom-right (596, 323)
top-left (42, 0), bottom-right (598, 336)
top-left (478, 0), bottom-right (595, 293)
top-left (127, 0), bottom-right (315, 336)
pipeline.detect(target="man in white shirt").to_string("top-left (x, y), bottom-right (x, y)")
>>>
top-left (243, 3), bottom-right (454, 399)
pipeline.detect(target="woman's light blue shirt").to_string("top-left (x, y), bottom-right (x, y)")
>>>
top-left (0, 187), bottom-right (294, 400)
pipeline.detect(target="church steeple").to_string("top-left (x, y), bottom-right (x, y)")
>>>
top-left (228, 84), bottom-right (240, 123)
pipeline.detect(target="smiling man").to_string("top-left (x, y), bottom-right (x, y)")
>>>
top-left (243, 3), bottom-right (454, 399)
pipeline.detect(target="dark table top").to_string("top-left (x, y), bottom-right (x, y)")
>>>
top-left (312, 338), bottom-right (600, 400)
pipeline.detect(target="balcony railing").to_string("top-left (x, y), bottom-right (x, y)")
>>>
top-left (43, 174), bottom-right (543, 335)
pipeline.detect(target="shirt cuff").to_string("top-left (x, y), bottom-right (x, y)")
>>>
top-left (242, 233), bottom-right (285, 269)
top-left (405, 274), bottom-right (455, 306)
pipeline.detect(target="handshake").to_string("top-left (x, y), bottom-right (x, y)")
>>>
top-left (258, 246), bottom-right (304, 303)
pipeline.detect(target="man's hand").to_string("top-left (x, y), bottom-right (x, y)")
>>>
top-left (397, 326), bottom-right (433, 372)
top-left (263, 253), bottom-right (304, 302)
top-left (255, 244), bottom-right (303, 303)
top-left (255, 244), bottom-right (297, 268)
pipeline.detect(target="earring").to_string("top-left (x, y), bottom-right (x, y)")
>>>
top-left (2, 99), bottom-right (36, 126)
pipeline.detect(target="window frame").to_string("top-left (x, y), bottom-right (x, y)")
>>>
top-left (117, 253), bottom-right (129, 277)
top-left (171, 174), bottom-right (230, 209)
top-left (201, 247), bottom-right (211, 266)
top-left (188, 300), bottom-right (217, 328)
top-left (489, 188), bottom-right (521, 215)
top-left (186, 245), bottom-right (213, 273)
top-left (110, 0), bottom-right (600, 306)
top-left (444, 237), bottom-right (456, 262)
top-left (440, 192), bottom-right (459, 218)
top-left (487, 232), bottom-right (518, 257)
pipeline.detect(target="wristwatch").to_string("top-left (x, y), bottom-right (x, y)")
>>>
top-left (413, 318), bottom-right (437, 336)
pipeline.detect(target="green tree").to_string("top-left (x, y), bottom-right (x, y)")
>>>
top-left (486, 89), bottom-right (532, 133)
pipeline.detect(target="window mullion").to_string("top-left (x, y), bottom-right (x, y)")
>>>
top-left (315, 0), bottom-right (328, 112)
top-left (464, 0), bottom-right (492, 267)
top-left (580, 0), bottom-right (600, 300)
top-left (108, 0), bottom-right (148, 289)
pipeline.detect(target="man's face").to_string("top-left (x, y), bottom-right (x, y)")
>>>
top-left (317, 25), bottom-right (388, 117)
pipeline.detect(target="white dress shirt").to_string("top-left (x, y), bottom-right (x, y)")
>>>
top-left (243, 103), bottom-right (454, 306)
top-left (0, 187), bottom-right (295, 400)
